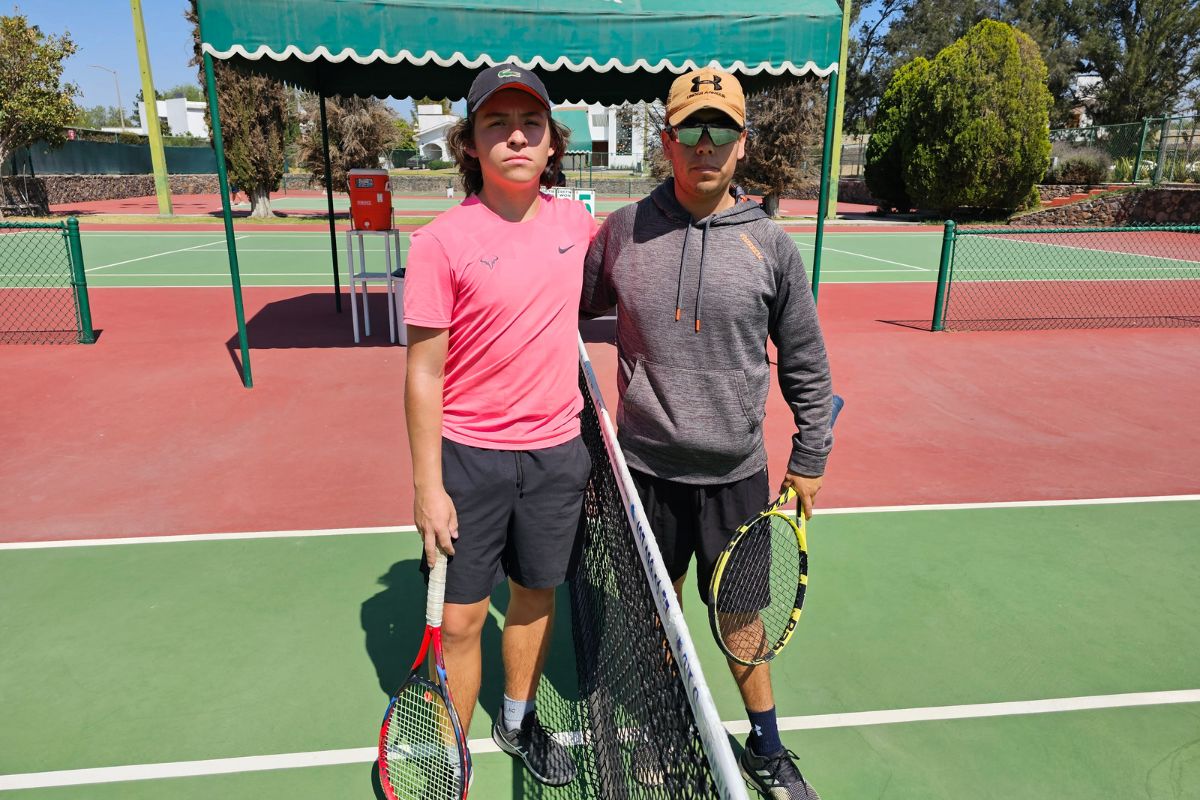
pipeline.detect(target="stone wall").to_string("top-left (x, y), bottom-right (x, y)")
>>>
top-left (1010, 187), bottom-right (1200, 227)
top-left (2, 174), bottom-right (220, 213)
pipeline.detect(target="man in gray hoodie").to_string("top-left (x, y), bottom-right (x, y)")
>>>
top-left (582, 68), bottom-right (834, 800)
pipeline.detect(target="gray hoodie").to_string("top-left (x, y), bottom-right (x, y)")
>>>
top-left (582, 179), bottom-right (834, 485)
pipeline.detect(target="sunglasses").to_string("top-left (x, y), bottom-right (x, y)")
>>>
top-left (669, 122), bottom-right (743, 147)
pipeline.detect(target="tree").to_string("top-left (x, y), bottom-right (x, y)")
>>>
top-left (73, 104), bottom-right (125, 129)
top-left (186, 2), bottom-right (290, 218)
top-left (0, 14), bottom-right (78, 215)
top-left (393, 117), bottom-right (416, 150)
top-left (1001, 0), bottom-right (1092, 125)
top-left (904, 20), bottom-right (1052, 213)
top-left (736, 78), bottom-right (827, 217)
top-left (1080, 0), bottom-right (1200, 122)
top-left (863, 57), bottom-right (929, 211)
top-left (845, 0), bottom-right (909, 131)
top-left (298, 96), bottom-right (398, 191)
top-left (162, 83), bottom-right (205, 102)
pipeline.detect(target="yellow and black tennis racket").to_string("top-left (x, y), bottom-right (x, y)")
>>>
top-left (708, 395), bottom-right (842, 666)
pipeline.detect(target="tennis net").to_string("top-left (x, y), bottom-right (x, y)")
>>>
top-left (932, 222), bottom-right (1200, 331)
top-left (520, 339), bottom-right (747, 800)
top-left (0, 218), bottom-right (95, 344)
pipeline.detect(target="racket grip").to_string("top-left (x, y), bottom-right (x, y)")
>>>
top-left (427, 550), bottom-right (448, 627)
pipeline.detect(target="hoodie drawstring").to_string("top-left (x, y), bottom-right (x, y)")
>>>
top-left (675, 218), bottom-right (691, 323)
top-left (695, 216), bottom-right (712, 333)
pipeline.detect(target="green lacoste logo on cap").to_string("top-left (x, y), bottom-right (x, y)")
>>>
top-left (497, 68), bottom-right (521, 78)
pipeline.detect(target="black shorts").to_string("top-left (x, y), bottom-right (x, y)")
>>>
top-left (629, 468), bottom-right (769, 605)
top-left (421, 436), bottom-right (592, 604)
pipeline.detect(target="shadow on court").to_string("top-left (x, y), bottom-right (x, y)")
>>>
top-left (224, 290), bottom-right (402, 377)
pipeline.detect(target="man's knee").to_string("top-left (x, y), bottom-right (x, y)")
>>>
top-left (507, 581), bottom-right (556, 617)
top-left (441, 600), bottom-right (489, 645)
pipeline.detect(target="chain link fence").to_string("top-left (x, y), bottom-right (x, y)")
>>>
top-left (1048, 115), bottom-right (1199, 185)
top-left (0, 219), bottom-right (95, 344)
top-left (932, 222), bottom-right (1200, 331)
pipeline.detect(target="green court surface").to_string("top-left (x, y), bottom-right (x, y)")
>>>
top-left (2, 499), bottom-right (1197, 798)
top-left (62, 229), bottom-right (943, 288)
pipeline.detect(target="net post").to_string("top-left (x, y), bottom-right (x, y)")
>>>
top-left (931, 219), bottom-right (956, 332)
top-left (65, 217), bottom-right (96, 344)
top-left (1133, 118), bottom-right (1150, 183)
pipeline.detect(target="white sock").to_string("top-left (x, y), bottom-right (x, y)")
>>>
top-left (502, 693), bottom-right (535, 732)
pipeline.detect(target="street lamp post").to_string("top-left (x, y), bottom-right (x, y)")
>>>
top-left (90, 65), bottom-right (127, 131)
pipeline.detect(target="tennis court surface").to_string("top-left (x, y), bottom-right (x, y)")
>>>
top-left (3, 212), bottom-right (1199, 799)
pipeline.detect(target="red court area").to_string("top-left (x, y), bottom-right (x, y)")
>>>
top-left (3, 283), bottom-right (1198, 542)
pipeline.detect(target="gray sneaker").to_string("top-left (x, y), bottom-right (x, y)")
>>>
top-left (492, 714), bottom-right (577, 786)
top-left (739, 741), bottom-right (821, 800)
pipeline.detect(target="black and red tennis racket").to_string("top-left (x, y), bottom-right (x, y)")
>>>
top-left (378, 551), bottom-right (471, 799)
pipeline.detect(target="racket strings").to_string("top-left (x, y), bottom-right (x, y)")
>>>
top-left (714, 514), bottom-right (804, 664)
top-left (381, 679), bottom-right (463, 799)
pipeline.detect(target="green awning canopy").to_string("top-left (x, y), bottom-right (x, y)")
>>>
top-left (196, 0), bottom-right (842, 104)
top-left (555, 109), bottom-right (594, 153)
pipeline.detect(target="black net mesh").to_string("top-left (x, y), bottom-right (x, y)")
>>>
top-left (938, 225), bottom-right (1200, 331)
top-left (517, 369), bottom-right (732, 800)
top-left (0, 223), bottom-right (84, 344)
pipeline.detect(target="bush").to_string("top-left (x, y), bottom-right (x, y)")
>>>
top-left (864, 58), bottom-right (928, 212)
top-left (902, 20), bottom-right (1052, 214)
top-left (426, 159), bottom-right (454, 170)
top-left (1045, 144), bottom-right (1112, 184)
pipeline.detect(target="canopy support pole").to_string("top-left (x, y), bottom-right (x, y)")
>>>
top-left (203, 52), bottom-right (252, 388)
top-left (812, 69), bottom-right (839, 303)
top-left (319, 91), bottom-right (342, 313)
top-left (826, 0), bottom-right (852, 219)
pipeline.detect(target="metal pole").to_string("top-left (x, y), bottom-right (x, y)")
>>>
top-left (129, 0), bottom-right (173, 215)
top-left (1153, 116), bottom-right (1171, 185)
top-left (90, 65), bottom-right (126, 131)
top-left (826, 0), bottom-right (852, 219)
top-left (65, 218), bottom-right (96, 343)
top-left (1132, 118), bottom-right (1149, 183)
top-left (319, 92), bottom-right (343, 313)
top-left (931, 220), bottom-right (956, 332)
top-left (204, 52), bottom-right (253, 388)
top-left (812, 69), bottom-right (840, 303)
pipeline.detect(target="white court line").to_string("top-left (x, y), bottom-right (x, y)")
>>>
top-left (978, 237), bottom-right (1200, 267)
top-left (792, 242), bottom-right (930, 271)
top-left (85, 236), bottom-right (247, 273)
top-left (3, 495), bottom-right (1196, 551)
top-left (1, 690), bottom-right (1196, 790)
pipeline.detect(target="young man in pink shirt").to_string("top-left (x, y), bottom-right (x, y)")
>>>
top-left (403, 64), bottom-right (596, 787)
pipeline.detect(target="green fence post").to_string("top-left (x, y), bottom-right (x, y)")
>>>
top-left (1153, 116), bottom-right (1171, 184)
top-left (931, 220), bottom-right (956, 332)
top-left (65, 217), bottom-right (96, 344)
top-left (812, 68), bottom-right (840, 303)
top-left (204, 52), bottom-right (253, 388)
top-left (1132, 118), bottom-right (1150, 183)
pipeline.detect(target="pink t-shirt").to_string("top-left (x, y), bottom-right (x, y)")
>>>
top-left (404, 194), bottom-right (597, 450)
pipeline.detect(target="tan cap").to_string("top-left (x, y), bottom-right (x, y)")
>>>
top-left (666, 68), bottom-right (745, 127)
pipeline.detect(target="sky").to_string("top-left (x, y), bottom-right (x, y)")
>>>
top-left (10, 0), bottom-right (417, 118)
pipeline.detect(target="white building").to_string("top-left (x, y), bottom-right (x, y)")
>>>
top-left (415, 104), bottom-right (460, 162)
top-left (412, 101), bottom-right (654, 170)
top-left (136, 98), bottom-right (209, 139)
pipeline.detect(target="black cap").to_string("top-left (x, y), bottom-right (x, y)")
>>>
top-left (467, 63), bottom-right (551, 114)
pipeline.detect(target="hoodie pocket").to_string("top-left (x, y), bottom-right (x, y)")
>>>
top-left (621, 359), bottom-right (758, 464)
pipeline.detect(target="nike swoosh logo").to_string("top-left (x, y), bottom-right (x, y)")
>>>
top-left (558, 244), bottom-right (576, 254)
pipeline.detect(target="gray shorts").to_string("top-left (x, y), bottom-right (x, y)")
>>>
top-left (422, 436), bottom-right (592, 603)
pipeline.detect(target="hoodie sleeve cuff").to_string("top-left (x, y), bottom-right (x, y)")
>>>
top-left (787, 446), bottom-right (828, 478)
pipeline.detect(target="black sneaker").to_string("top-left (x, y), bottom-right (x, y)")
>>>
top-left (739, 741), bottom-right (821, 800)
top-left (492, 714), bottom-right (577, 786)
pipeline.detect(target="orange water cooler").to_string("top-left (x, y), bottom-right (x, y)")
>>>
top-left (347, 168), bottom-right (393, 230)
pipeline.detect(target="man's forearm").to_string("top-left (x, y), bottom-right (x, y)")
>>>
top-left (405, 372), bottom-right (445, 491)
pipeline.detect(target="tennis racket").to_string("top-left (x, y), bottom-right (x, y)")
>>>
top-left (378, 551), bottom-right (471, 799)
top-left (708, 394), bottom-right (843, 667)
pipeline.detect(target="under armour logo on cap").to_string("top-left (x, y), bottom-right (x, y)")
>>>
top-left (692, 76), bottom-right (723, 92)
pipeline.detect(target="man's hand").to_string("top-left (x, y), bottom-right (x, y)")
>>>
top-left (781, 472), bottom-right (823, 520)
top-left (414, 486), bottom-right (459, 567)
